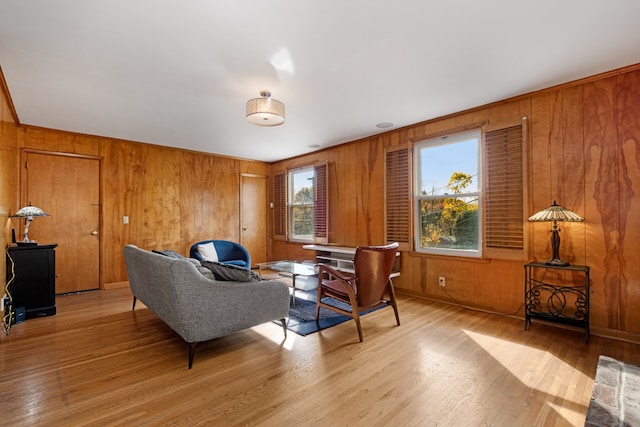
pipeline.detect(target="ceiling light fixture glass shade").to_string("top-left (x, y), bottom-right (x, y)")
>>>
top-left (10, 204), bottom-right (49, 245)
top-left (528, 200), bottom-right (584, 266)
top-left (246, 91), bottom-right (285, 126)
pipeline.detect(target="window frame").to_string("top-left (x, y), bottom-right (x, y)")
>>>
top-left (288, 166), bottom-right (315, 243)
top-left (413, 129), bottom-right (483, 258)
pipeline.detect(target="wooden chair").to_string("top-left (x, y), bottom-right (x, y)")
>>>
top-left (315, 242), bottom-right (400, 342)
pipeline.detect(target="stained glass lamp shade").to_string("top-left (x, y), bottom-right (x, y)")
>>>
top-left (528, 201), bottom-right (584, 266)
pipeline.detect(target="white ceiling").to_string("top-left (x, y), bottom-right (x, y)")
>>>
top-left (1, 1), bottom-right (640, 162)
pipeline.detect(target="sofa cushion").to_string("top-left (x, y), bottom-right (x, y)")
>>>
top-left (201, 261), bottom-right (263, 282)
top-left (197, 242), bottom-right (219, 262)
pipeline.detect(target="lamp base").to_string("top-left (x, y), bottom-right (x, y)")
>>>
top-left (16, 241), bottom-right (38, 247)
top-left (544, 258), bottom-right (569, 267)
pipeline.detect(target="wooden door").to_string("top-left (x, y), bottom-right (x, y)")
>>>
top-left (24, 152), bottom-right (100, 293)
top-left (240, 174), bottom-right (267, 267)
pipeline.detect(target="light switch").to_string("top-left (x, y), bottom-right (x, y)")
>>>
top-left (123, 216), bottom-right (129, 224)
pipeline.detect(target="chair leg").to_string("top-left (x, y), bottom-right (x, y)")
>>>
top-left (132, 296), bottom-right (137, 311)
top-left (353, 311), bottom-right (363, 342)
top-left (280, 318), bottom-right (287, 339)
top-left (188, 342), bottom-right (198, 369)
top-left (388, 280), bottom-right (401, 326)
top-left (390, 301), bottom-right (400, 326)
top-left (315, 287), bottom-right (323, 322)
top-left (346, 296), bottom-right (363, 342)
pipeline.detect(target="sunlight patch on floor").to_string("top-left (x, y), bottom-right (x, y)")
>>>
top-left (463, 329), bottom-right (588, 423)
top-left (280, 332), bottom-right (297, 350)
top-left (545, 400), bottom-right (585, 424)
top-left (252, 323), bottom-right (296, 350)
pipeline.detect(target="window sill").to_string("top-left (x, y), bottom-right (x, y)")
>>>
top-left (407, 251), bottom-right (492, 264)
top-left (287, 239), bottom-right (314, 245)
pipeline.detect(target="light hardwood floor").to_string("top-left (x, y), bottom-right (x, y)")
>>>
top-left (1, 288), bottom-right (638, 426)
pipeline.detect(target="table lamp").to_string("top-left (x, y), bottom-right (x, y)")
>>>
top-left (528, 201), bottom-right (584, 266)
top-left (10, 204), bottom-right (49, 246)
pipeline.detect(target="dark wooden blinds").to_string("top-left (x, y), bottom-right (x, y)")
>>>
top-left (385, 147), bottom-right (411, 246)
top-left (485, 125), bottom-right (524, 249)
top-left (314, 162), bottom-right (328, 243)
top-left (273, 172), bottom-right (286, 237)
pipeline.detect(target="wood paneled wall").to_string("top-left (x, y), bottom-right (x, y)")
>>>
top-left (272, 65), bottom-right (640, 341)
top-left (0, 89), bottom-right (270, 288)
top-left (2, 64), bottom-right (640, 340)
top-left (99, 142), bottom-right (269, 284)
top-left (0, 79), bottom-right (20, 289)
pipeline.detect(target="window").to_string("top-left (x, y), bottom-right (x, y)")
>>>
top-left (289, 167), bottom-right (314, 241)
top-left (273, 163), bottom-right (328, 243)
top-left (386, 123), bottom-right (525, 259)
top-left (414, 130), bottom-right (482, 257)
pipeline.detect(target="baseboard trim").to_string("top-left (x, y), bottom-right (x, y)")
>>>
top-left (104, 281), bottom-right (129, 290)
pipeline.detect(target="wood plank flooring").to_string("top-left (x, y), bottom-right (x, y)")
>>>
top-left (2, 288), bottom-right (639, 426)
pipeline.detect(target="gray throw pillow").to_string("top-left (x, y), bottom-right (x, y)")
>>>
top-left (152, 249), bottom-right (187, 259)
top-left (191, 262), bottom-right (216, 280)
top-left (201, 261), bottom-right (254, 282)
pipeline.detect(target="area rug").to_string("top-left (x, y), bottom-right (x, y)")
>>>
top-left (283, 291), bottom-right (383, 336)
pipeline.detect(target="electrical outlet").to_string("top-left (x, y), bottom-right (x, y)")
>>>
top-left (1, 294), bottom-right (7, 312)
top-left (439, 276), bottom-right (446, 287)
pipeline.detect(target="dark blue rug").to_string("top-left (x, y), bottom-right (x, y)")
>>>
top-left (283, 291), bottom-right (383, 336)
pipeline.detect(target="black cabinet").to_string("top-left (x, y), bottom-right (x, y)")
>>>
top-left (6, 244), bottom-right (57, 318)
top-left (524, 262), bottom-right (590, 342)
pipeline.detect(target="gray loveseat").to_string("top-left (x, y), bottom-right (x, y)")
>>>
top-left (123, 245), bottom-right (290, 369)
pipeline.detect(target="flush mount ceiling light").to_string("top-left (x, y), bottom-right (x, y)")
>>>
top-left (246, 90), bottom-right (285, 126)
top-left (376, 122), bottom-right (394, 129)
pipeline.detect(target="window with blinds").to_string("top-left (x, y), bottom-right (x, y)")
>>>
top-left (273, 163), bottom-right (328, 243)
top-left (385, 148), bottom-right (411, 247)
top-left (273, 173), bottom-right (286, 237)
top-left (485, 125), bottom-right (524, 250)
top-left (314, 162), bottom-right (328, 244)
top-left (385, 122), bottom-right (525, 259)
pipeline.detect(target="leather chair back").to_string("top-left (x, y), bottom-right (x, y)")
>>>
top-left (353, 243), bottom-right (399, 307)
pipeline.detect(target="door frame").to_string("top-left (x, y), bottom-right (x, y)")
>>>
top-left (20, 148), bottom-right (103, 288)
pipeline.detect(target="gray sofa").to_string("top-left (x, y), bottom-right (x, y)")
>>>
top-left (123, 245), bottom-right (290, 369)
